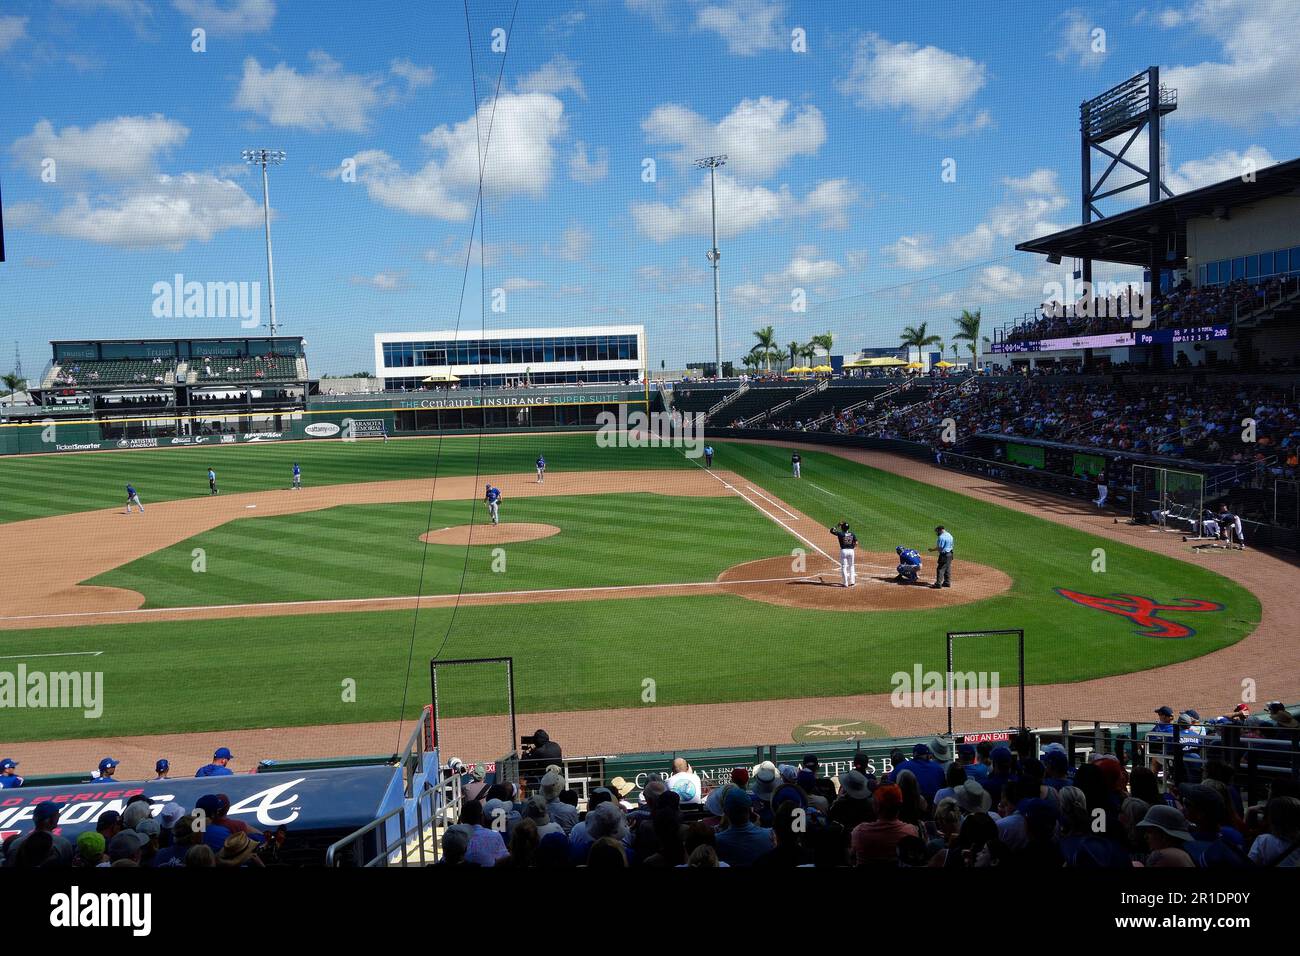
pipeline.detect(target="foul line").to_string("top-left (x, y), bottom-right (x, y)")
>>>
top-left (0, 650), bottom-right (104, 659)
top-left (0, 574), bottom-right (821, 625)
top-left (744, 484), bottom-right (799, 520)
top-left (687, 461), bottom-right (835, 562)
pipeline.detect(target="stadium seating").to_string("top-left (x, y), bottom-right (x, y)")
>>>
top-left (51, 359), bottom-right (176, 386)
top-left (191, 354), bottom-right (300, 382)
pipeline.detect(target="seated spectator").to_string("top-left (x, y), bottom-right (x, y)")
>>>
top-left (715, 788), bottom-right (773, 866)
top-left (1248, 796), bottom-right (1300, 867)
top-left (459, 799), bottom-right (508, 867)
top-left (539, 770), bottom-right (578, 835)
top-left (851, 784), bottom-right (920, 865)
top-left (755, 802), bottom-right (814, 867)
top-left (435, 825), bottom-right (473, 866)
top-left (586, 836), bottom-right (628, 868)
top-left (829, 769), bottom-right (875, 829)
top-left (1137, 805), bottom-right (1196, 867)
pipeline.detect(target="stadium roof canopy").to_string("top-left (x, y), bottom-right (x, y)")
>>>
top-left (1015, 157), bottom-right (1300, 269)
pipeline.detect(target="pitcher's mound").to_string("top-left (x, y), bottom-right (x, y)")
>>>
top-left (419, 523), bottom-right (561, 546)
top-left (717, 554), bottom-right (1012, 612)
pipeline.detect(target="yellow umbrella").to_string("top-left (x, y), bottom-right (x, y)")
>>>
top-left (845, 357), bottom-right (907, 368)
top-left (812, 364), bottom-right (833, 373)
top-left (906, 362), bottom-right (924, 369)
top-left (934, 360), bottom-right (956, 368)
top-left (788, 366), bottom-right (811, 374)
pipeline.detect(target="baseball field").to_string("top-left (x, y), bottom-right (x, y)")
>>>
top-left (0, 433), bottom-right (1263, 762)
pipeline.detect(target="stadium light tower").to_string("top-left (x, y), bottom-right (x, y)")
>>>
top-left (241, 148), bottom-right (286, 337)
top-left (695, 155), bottom-right (727, 378)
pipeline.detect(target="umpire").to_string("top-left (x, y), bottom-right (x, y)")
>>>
top-left (928, 525), bottom-right (954, 589)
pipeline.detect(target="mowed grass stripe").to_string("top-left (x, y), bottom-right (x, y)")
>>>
top-left (85, 493), bottom-right (803, 607)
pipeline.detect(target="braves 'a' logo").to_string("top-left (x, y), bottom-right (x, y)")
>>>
top-left (1055, 589), bottom-right (1224, 639)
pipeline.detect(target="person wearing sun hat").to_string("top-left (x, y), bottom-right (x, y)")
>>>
top-left (217, 831), bottom-right (263, 867)
top-left (1137, 804), bottom-right (1195, 867)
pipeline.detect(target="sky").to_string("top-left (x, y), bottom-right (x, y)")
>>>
top-left (2, 0), bottom-right (1299, 376)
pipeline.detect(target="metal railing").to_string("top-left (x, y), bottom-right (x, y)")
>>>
top-left (807, 378), bottom-right (915, 431)
top-left (741, 376), bottom-right (828, 426)
top-left (325, 772), bottom-right (462, 867)
top-left (704, 381), bottom-right (749, 423)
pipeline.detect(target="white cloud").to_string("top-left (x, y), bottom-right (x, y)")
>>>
top-left (501, 276), bottom-right (544, 292)
top-left (840, 33), bottom-right (987, 124)
top-left (421, 93), bottom-right (567, 197)
top-left (549, 223), bottom-right (594, 262)
top-left (516, 54), bottom-right (585, 99)
top-left (8, 172), bottom-right (263, 250)
top-left (1054, 9), bottom-right (1108, 68)
top-left (390, 58), bottom-right (435, 89)
top-left (1164, 0), bottom-right (1300, 127)
top-left (171, 0), bottom-right (275, 35)
top-left (234, 52), bottom-right (384, 133)
top-left (641, 96), bottom-right (826, 180)
top-left (0, 15), bottom-right (29, 53)
top-left (884, 235), bottom-right (939, 271)
top-left (423, 238), bottom-right (522, 268)
top-left (933, 264), bottom-right (1033, 310)
top-left (630, 174), bottom-right (856, 242)
top-left (1167, 145), bottom-right (1277, 193)
top-left (695, 0), bottom-right (786, 56)
top-left (946, 169), bottom-right (1070, 260)
top-left (12, 115), bottom-right (189, 181)
top-left (568, 141), bottom-right (609, 184)
top-left (350, 271), bottom-right (407, 292)
top-left (341, 149), bottom-right (473, 222)
top-left (55, 0), bottom-right (152, 17)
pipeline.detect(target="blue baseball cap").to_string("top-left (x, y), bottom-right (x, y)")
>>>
top-left (1155, 706), bottom-right (1174, 717)
top-left (0, 758), bottom-right (17, 770)
top-left (155, 759), bottom-right (169, 773)
top-left (213, 747), bottom-right (233, 760)
top-left (33, 802), bottom-right (61, 822)
top-left (98, 757), bottom-right (119, 772)
top-left (912, 743), bottom-right (933, 757)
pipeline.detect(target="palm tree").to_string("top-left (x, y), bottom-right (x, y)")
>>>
top-left (802, 342), bottom-right (818, 365)
top-left (811, 332), bottom-right (834, 363)
top-left (1, 373), bottom-right (26, 402)
top-left (787, 340), bottom-right (802, 371)
top-left (899, 322), bottom-right (943, 364)
top-left (951, 309), bottom-right (983, 370)
top-left (752, 325), bottom-right (777, 372)
top-left (771, 347), bottom-right (789, 370)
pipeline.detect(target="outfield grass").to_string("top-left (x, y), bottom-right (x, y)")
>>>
top-left (0, 438), bottom-right (1261, 742)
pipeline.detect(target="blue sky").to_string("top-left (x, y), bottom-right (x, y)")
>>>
top-left (2, 0), bottom-right (1298, 375)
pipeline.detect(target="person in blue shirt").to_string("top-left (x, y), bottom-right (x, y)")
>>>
top-left (207, 467), bottom-right (218, 496)
top-left (929, 525), bottom-right (954, 588)
top-left (0, 758), bottom-right (22, 789)
top-left (195, 746), bottom-right (235, 777)
top-left (895, 546), bottom-right (923, 583)
top-left (92, 757), bottom-right (120, 782)
top-left (484, 485), bottom-right (502, 525)
top-left (291, 462), bottom-right (301, 490)
top-left (535, 456), bottom-right (546, 484)
top-left (887, 743), bottom-right (947, 805)
top-left (703, 445), bottom-right (714, 468)
top-left (153, 759), bottom-right (170, 780)
top-left (125, 484), bottom-right (144, 514)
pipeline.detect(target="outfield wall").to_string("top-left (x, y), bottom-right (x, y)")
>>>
top-left (0, 387), bottom-right (653, 455)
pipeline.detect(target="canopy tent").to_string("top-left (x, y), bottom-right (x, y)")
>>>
top-left (844, 357), bottom-right (907, 368)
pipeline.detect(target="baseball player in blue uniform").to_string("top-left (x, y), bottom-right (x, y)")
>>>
top-left (829, 521), bottom-right (858, 587)
top-left (292, 462), bottom-right (302, 490)
top-left (895, 546), bottom-right (922, 583)
top-left (208, 467), bottom-right (218, 495)
top-left (485, 484), bottom-right (501, 525)
top-left (125, 483), bottom-right (144, 513)
top-left (0, 758), bottom-right (23, 789)
top-left (196, 747), bottom-right (235, 777)
top-left (791, 452), bottom-right (801, 478)
top-left (536, 455), bottom-right (546, 483)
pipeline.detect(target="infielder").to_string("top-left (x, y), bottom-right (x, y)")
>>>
top-left (485, 484), bottom-right (501, 525)
top-left (895, 546), bottom-right (922, 583)
top-left (829, 521), bottom-right (858, 587)
top-left (208, 467), bottom-right (218, 496)
top-left (292, 462), bottom-right (302, 490)
top-left (536, 455), bottom-right (546, 484)
top-left (791, 452), bottom-right (802, 478)
top-left (125, 483), bottom-right (144, 514)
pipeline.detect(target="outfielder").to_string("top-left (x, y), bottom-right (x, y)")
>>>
top-left (125, 483), bottom-right (144, 514)
top-left (536, 455), bottom-right (546, 484)
top-left (829, 521), bottom-right (858, 588)
top-left (791, 452), bottom-right (801, 478)
top-left (895, 546), bottom-right (922, 583)
top-left (485, 484), bottom-right (501, 525)
top-left (292, 462), bottom-right (302, 490)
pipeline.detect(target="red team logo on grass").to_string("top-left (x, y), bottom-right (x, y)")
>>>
top-left (1055, 589), bottom-right (1225, 639)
